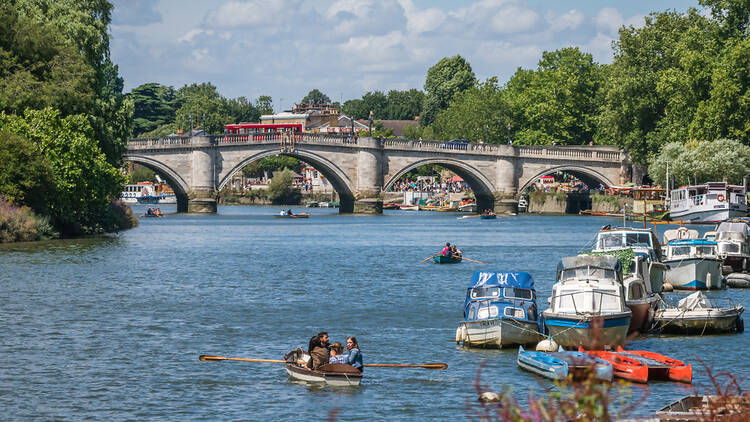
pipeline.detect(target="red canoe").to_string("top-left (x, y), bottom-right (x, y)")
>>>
top-left (615, 347), bottom-right (692, 384)
top-left (581, 349), bottom-right (649, 383)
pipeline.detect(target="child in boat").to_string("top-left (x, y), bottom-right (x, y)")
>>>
top-left (441, 242), bottom-right (452, 257)
top-left (328, 342), bottom-right (348, 364)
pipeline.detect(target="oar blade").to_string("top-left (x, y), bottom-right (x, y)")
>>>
top-left (423, 363), bottom-right (448, 370)
top-left (199, 355), bottom-right (226, 362)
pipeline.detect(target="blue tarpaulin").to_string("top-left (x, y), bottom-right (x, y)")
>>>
top-left (467, 271), bottom-right (534, 289)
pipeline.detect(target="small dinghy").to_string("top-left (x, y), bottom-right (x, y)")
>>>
top-left (653, 291), bottom-right (744, 334)
top-left (726, 272), bottom-right (750, 288)
top-left (480, 214), bottom-right (497, 220)
top-left (581, 349), bottom-right (648, 383)
top-left (656, 395), bottom-right (750, 420)
top-left (274, 212), bottom-right (310, 219)
top-left (615, 347), bottom-right (692, 383)
top-left (285, 363), bottom-right (363, 386)
top-left (434, 255), bottom-right (462, 264)
top-left (517, 346), bottom-right (613, 382)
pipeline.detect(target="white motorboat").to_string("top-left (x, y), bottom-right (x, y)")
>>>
top-left (714, 220), bottom-right (750, 273)
top-left (456, 271), bottom-right (543, 348)
top-left (653, 291), bottom-right (744, 334)
top-left (543, 255), bottom-right (632, 349)
top-left (592, 226), bottom-right (667, 294)
top-left (622, 252), bottom-right (662, 333)
top-left (458, 203), bottom-right (477, 213)
top-left (669, 182), bottom-right (748, 223)
top-left (663, 240), bottom-right (724, 290)
top-left (726, 272), bottom-right (750, 288)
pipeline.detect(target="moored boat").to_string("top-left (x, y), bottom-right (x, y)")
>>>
top-left (458, 203), bottom-right (477, 213)
top-left (434, 255), bottom-right (462, 264)
top-left (543, 255), bottom-right (632, 350)
top-left (382, 203), bottom-right (400, 210)
top-left (715, 220), bottom-right (750, 273)
top-left (726, 272), bottom-right (750, 288)
top-left (663, 240), bottom-right (724, 290)
top-left (669, 182), bottom-right (748, 223)
top-left (456, 271), bottom-right (543, 348)
top-left (653, 291), bottom-right (744, 334)
top-left (399, 204), bottom-right (419, 211)
top-left (592, 226), bottom-right (667, 294)
top-left (615, 347), bottom-right (692, 383)
top-left (582, 349), bottom-right (648, 383)
top-left (656, 395), bottom-right (750, 420)
top-left (517, 346), bottom-right (613, 382)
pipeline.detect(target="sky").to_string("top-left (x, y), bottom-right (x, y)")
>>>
top-left (110, 0), bottom-right (699, 112)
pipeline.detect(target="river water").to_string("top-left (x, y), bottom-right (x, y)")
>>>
top-left (1, 205), bottom-right (747, 420)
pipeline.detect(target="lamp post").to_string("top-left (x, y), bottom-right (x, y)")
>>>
top-left (507, 122), bottom-right (512, 145)
top-left (369, 110), bottom-right (373, 137)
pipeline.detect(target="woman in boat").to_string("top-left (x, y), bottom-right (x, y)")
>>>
top-left (451, 245), bottom-right (462, 259)
top-left (441, 242), bottom-right (452, 257)
top-left (328, 342), bottom-right (348, 364)
top-left (345, 336), bottom-right (363, 372)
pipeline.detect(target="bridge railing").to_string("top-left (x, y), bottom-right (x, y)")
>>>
top-left (379, 138), bottom-right (500, 153)
top-left (128, 136), bottom-right (192, 148)
top-left (518, 145), bottom-right (621, 161)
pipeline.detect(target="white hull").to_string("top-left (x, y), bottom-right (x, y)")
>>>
top-left (671, 208), bottom-right (744, 223)
top-left (285, 365), bottom-right (362, 386)
top-left (664, 257), bottom-right (724, 290)
top-left (654, 307), bottom-right (743, 333)
top-left (457, 318), bottom-right (542, 348)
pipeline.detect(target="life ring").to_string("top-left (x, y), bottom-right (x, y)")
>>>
top-left (677, 227), bottom-right (689, 239)
top-left (717, 194), bottom-right (725, 202)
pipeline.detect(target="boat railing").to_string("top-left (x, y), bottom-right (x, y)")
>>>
top-left (658, 296), bottom-right (742, 311)
top-left (551, 289), bottom-right (625, 315)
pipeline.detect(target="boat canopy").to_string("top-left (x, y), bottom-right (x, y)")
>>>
top-left (558, 255), bottom-right (620, 272)
top-left (467, 271), bottom-right (534, 289)
top-left (716, 221), bottom-right (750, 235)
top-left (667, 239), bottom-right (717, 246)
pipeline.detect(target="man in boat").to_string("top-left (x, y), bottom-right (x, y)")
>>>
top-left (306, 332), bottom-right (330, 370)
top-left (441, 242), bottom-right (452, 257)
top-left (279, 209), bottom-right (286, 216)
top-left (287, 209), bottom-right (294, 216)
top-left (451, 244), bottom-right (462, 259)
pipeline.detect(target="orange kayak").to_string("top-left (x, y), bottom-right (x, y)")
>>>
top-left (615, 347), bottom-right (692, 384)
top-left (580, 349), bottom-right (649, 383)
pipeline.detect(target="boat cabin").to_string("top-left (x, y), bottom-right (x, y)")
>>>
top-left (463, 271), bottom-right (538, 324)
top-left (550, 255), bottom-right (628, 315)
top-left (593, 227), bottom-right (663, 261)
top-left (666, 240), bottom-right (719, 261)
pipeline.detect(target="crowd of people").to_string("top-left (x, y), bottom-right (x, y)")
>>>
top-left (294, 331), bottom-right (363, 372)
top-left (387, 178), bottom-right (471, 194)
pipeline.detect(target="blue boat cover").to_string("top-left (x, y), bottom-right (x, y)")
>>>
top-left (667, 239), bottom-right (717, 246)
top-left (467, 271), bottom-right (534, 289)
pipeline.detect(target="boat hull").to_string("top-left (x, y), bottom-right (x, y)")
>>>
top-left (726, 272), bottom-right (750, 288)
top-left (654, 307), bottom-right (743, 334)
top-left (458, 204), bottom-right (477, 213)
top-left (433, 255), bottom-right (462, 264)
top-left (399, 205), bottom-right (419, 211)
top-left (285, 364), bottom-right (362, 386)
top-left (626, 295), bottom-right (659, 333)
top-left (517, 348), bottom-right (568, 381)
top-left (480, 215), bottom-right (497, 220)
top-left (458, 318), bottom-right (542, 348)
top-left (543, 312), bottom-right (631, 349)
top-left (671, 208), bottom-right (745, 223)
top-left (664, 257), bottom-right (724, 290)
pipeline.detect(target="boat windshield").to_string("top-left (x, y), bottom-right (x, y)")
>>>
top-left (717, 231), bottom-right (746, 242)
top-left (471, 286), bottom-right (501, 298)
top-left (695, 246), bottom-right (715, 256)
top-left (670, 246), bottom-right (692, 257)
top-left (503, 287), bottom-right (533, 300)
top-left (597, 232), bottom-right (652, 249)
top-left (626, 233), bottom-right (652, 247)
top-left (554, 288), bottom-right (622, 313)
top-left (560, 266), bottom-right (616, 281)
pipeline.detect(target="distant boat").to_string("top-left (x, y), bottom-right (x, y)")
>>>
top-left (306, 201), bottom-right (319, 207)
top-left (383, 203), bottom-right (401, 210)
top-left (433, 255), bottom-right (462, 264)
top-left (458, 203), bottom-right (477, 213)
top-left (669, 182), bottom-right (747, 223)
top-left (399, 204), bottom-right (419, 211)
top-left (480, 214), bottom-right (497, 220)
top-left (275, 212), bottom-right (311, 219)
top-left (284, 349), bottom-right (361, 386)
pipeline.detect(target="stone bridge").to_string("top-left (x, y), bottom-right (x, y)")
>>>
top-left (124, 133), bottom-right (629, 214)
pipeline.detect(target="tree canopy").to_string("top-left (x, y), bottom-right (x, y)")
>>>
top-left (649, 139), bottom-right (750, 186)
top-left (421, 55), bottom-right (476, 126)
top-left (300, 89), bottom-right (331, 105)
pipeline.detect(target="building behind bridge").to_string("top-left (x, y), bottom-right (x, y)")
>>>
top-left (260, 103), bottom-right (368, 134)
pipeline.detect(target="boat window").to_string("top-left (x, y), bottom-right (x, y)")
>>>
top-left (477, 306), bottom-right (498, 320)
top-left (504, 307), bottom-right (525, 319)
top-left (503, 287), bottom-right (533, 300)
top-left (626, 233), bottom-right (651, 247)
top-left (598, 233), bottom-right (623, 249)
top-left (695, 246), bottom-right (714, 256)
top-left (719, 243), bottom-right (740, 254)
top-left (471, 286), bottom-right (500, 298)
top-left (670, 246), bottom-right (691, 256)
top-left (468, 306), bottom-right (475, 320)
top-left (560, 267), bottom-right (615, 281)
top-left (628, 283), bottom-right (644, 300)
top-left (592, 289), bottom-right (622, 312)
top-left (718, 232), bottom-right (745, 241)
top-left (555, 289), bottom-right (586, 313)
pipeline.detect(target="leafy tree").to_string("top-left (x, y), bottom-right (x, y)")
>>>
top-left (431, 78), bottom-right (509, 142)
top-left (174, 83), bottom-right (232, 134)
top-left (225, 96), bottom-right (259, 124)
top-left (258, 155), bottom-right (300, 174)
top-left (505, 47), bottom-right (604, 145)
top-left (0, 108), bottom-right (124, 235)
top-left (0, 130), bottom-right (54, 214)
top-left (342, 98), bottom-right (368, 119)
top-left (300, 89), bottom-right (331, 105)
top-left (126, 166), bottom-right (156, 184)
top-left (385, 89), bottom-right (424, 120)
top-left (649, 138), bottom-right (750, 186)
top-left (421, 55), bottom-right (476, 126)
top-left (129, 83), bottom-right (177, 136)
top-left (700, 0), bottom-right (750, 36)
top-left (255, 95), bottom-right (273, 115)
top-left (266, 168), bottom-right (301, 204)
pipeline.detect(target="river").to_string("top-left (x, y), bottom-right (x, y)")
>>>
top-left (1, 205), bottom-right (747, 420)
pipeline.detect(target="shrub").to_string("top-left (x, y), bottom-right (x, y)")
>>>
top-left (266, 168), bottom-right (301, 204)
top-left (0, 196), bottom-right (57, 242)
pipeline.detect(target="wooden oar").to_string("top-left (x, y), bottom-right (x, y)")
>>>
top-left (364, 363), bottom-right (447, 370)
top-left (457, 215), bottom-right (482, 219)
top-left (199, 355), bottom-right (285, 363)
top-left (462, 257), bottom-right (487, 264)
top-left (421, 253), bottom-right (439, 263)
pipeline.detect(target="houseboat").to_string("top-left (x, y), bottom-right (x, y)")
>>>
top-left (715, 220), bottom-right (750, 273)
top-left (621, 252), bottom-right (662, 333)
top-left (592, 226), bottom-right (667, 294)
top-left (456, 271), bottom-right (543, 348)
top-left (669, 182), bottom-right (747, 223)
top-left (543, 255), bottom-right (632, 349)
top-left (663, 240), bottom-right (724, 290)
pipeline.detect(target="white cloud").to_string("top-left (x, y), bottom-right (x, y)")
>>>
top-left (397, 0), bottom-right (446, 34)
top-left (177, 29), bottom-right (213, 43)
top-left (595, 7), bottom-right (625, 35)
top-left (205, 0), bottom-right (289, 28)
top-left (547, 9), bottom-right (585, 32)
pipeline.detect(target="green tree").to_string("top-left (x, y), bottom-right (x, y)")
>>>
top-left (385, 89), bottom-right (424, 120)
top-left (300, 89), bottom-right (331, 105)
top-left (0, 130), bottom-right (54, 213)
top-left (129, 83), bottom-right (177, 136)
top-left (258, 156), bottom-right (300, 174)
top-left (649, 138), bottom-right (750, 186)
top-left (421, 55), bottom-right (477, 126)
top-left (255, 95), bottom-right (273, 115)
top-left (699, 0), bottom-right (750, 36)
top-left (126, 166), bottom-right (156, 184)
top-left (266, 168), bottom-right (301, 204)
top-left (225, 96), bottom-right (259, 124)
top-left (431, 78), bottom-right (509, 142)
top-left (174, 83), bottom-right (232, 134)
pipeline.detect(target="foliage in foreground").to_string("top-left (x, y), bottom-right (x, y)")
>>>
top-left (0, 195), bottom-right (56, 243)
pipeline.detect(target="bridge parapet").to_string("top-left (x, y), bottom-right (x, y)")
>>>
top-left (517, 145), bottom-right (622, 162)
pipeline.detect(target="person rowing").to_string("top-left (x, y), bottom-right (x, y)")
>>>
top-left (441, 242), bottom-right (452, 258)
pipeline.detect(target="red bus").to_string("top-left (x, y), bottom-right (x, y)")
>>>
top-left (225, 123), bottom-right (302, 135)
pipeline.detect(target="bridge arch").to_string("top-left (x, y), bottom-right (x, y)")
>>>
top-left (384, 158), bottom-right (497, 212)
top-left (218, 149), bottom-right (356, 213)
top-left (123, 154), bottom-right (191, 212)
top-left (518, 165), bottom-right (616, 194)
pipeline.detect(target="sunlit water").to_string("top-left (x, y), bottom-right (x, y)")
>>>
top-left (1, 205), bottom-right (747, 420)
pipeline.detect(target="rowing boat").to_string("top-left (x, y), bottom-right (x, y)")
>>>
top-left (274, 213), bottom-right (311, 219)
top-left (616, 347), bottom-right (692, 383)
top-left (517, 346), bottom-right (613, 382)
top-left (433, 255), bottom-right (462, 264)
top-left (480, 214), bottom-right (497, 220)
top-left (582, 349), bottom-right (649, 383)
top-left (285, 363), bottom-right (363, 386)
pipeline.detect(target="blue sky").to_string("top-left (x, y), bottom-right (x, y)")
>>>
top-left (110, 0), bottom-right (699, 112)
